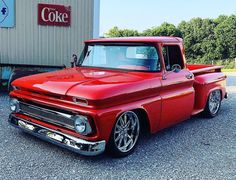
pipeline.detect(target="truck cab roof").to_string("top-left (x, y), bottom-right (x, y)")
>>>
top-left (85, 36), bottom-right (183, 44)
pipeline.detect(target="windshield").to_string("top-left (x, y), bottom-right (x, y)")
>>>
top-left (79, 44), bottom-right (160, 72)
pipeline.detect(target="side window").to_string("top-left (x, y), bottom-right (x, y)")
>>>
top-left (126, 46), bottom-right (160, 71)
top-left (162, 45), bottom-right (184, 71)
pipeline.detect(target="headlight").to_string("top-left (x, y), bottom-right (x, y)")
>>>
top-left (9, 98), bottom-right (20, 112)
top-left (74, 115), bottom-right (92, 135)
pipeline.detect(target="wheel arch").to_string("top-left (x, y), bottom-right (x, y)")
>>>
top-left (106, 107), bottom-right (151, 157)
top-left (203, 88), bottom-right (223, 118)
top-left (114, 107), bottom-right (151, 133)
top-left (194, 80), bottom-right (226, 112)
top-left (205, 87), bottom-right (223, 107)
top-left (133, 108), bottom-right (151, 133)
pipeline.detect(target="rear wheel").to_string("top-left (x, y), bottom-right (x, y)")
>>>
top-left (107, 111), bottom-right (140, 157)
top-left (204, 90), bottom-right (222, 118)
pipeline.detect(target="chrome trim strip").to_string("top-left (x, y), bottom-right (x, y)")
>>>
top-left (20, 102), bottom-right (73, 119)
top-left (19, 102), bottom-right (75, 130)
top-left (21, 112), bottom-right (75, 130)
top-left (9, 114), bottom-right (106, 156)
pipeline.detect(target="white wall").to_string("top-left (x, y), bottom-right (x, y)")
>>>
top-left (0, 0), bottom-right (100, 67)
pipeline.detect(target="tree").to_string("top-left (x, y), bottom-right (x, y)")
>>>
top-left (214, 15), bottom-right (236, 59)
top-left (142, 22), bottom-right (182, 37)
top-left (178, 18), bottom-right (218, 62)
top-left (214, 15), bottom-right (228, 24)
top-left (105, 26), bottom-right (139, 37)
top-left (105, 14), bottom-right (236, 67)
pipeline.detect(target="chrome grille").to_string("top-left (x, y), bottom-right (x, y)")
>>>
top-left (19, 102), bottom-right (75, 130)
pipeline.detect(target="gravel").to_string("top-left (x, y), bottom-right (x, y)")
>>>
top-left (0, 73), bottom-right (235, 180)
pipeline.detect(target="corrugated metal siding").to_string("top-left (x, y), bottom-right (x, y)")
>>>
top-left (0, 0), bottom-right (96, 66)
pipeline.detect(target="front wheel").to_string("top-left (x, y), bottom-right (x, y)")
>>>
top-left (203, 90), bottom-right (222, 118)
top-left (107, 111), bottom-right (140, 157)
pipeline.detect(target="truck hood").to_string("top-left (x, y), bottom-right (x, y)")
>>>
top-left (12, 67), bottom-right (151, 99)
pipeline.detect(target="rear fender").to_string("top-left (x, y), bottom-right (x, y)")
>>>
top-left (193, 72), bottom-right (226, 110)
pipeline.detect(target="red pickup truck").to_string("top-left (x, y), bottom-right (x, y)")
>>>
top-left (8, 37), bottom-right (227, 157)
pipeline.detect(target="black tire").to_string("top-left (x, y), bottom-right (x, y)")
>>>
top-left (107, 111), bottom-right (140, 157)
top-left (203, 90), bottom-right (222, 118)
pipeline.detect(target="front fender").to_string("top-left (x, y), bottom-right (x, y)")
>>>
top-left (95, 95), bottom-right (162, 142)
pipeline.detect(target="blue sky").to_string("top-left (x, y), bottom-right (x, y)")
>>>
top-left (100, 0), bottom-right (236, 35)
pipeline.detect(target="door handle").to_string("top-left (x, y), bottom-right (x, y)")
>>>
top-left (186, 73), bottom-right (193, 79)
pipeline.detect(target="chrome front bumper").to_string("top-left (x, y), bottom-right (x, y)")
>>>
top-left (8, 114), bottom-right (106, 156)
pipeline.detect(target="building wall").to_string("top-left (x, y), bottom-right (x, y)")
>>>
top-left (0, 0), bottom-right (100, 67)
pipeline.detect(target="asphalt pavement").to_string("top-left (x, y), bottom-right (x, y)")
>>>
top-left (0, 73), bottom-right (235, 180)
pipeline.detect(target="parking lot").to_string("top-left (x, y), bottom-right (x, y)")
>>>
top-left (0, 73), bottom-right (235, 180)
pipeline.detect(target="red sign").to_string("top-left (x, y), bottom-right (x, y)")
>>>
top-left (38, 3), bottom-right (71, 27)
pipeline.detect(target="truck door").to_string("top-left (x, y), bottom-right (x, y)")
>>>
top-left (159, 45), bottom-right (195, 129)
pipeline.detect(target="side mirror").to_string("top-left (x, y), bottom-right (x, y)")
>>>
top-left (71, 54), bottom-right (78, 68)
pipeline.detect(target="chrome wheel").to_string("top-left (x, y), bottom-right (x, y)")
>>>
top-left (114, 111), bottom-right (140, 153)
top-left (208, 90), bottom-right (221, 115)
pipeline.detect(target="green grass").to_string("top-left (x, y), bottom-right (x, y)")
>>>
top-left (222, 69), bottom-right (236, 72)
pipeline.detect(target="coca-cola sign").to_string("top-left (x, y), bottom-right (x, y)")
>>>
top-left (38, 3), bottom-right (71, 27)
